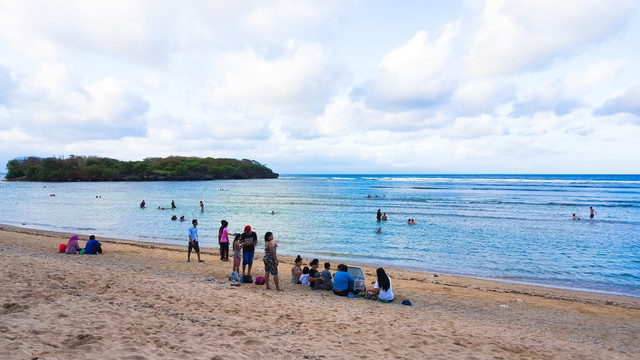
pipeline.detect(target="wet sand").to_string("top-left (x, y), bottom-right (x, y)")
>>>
top-left (1, 225), bottom-right (638, 359)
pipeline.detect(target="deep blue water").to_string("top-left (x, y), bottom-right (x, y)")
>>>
top-left (1, 174), bottom-right (639, 297)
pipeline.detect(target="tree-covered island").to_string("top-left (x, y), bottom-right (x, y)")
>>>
top-left (4, 156), bottom-right (278, 181)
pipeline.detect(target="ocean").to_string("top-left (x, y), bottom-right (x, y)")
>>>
top-left (1, 174), bottom-right (638, 297)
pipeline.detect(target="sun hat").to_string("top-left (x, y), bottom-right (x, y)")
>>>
top-left (244, 225), bottom-right (251, 231)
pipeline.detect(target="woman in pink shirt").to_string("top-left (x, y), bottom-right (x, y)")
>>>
top-left (218, 220), bottom-right (235, 261)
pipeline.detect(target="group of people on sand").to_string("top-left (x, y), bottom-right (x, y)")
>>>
top-left (290, 256), bottom-right (395, 302)
top-left (187, 218), bottom-right (283, 291)
top-left (61, 234), bottom-right (102, 255)
top-left (572, 206), bottom-right (597, 221)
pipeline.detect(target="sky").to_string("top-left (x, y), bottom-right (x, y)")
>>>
top-left (1, 0), bottom-right (640, 174)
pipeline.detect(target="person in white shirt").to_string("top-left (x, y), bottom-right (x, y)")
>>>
top-left (367, 268), bottom-right (394, 302)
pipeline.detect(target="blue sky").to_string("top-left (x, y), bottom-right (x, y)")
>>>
top-left (1, 0), bottom-right (639, 174)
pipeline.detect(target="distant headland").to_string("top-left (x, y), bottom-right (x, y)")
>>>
top-left (4, 156), bottom-right (278, 181)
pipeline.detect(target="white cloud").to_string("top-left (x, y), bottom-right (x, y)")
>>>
top-left (468, 0), bottom-right (636, 77)
top-left (0, 63), bottom-right (149, 140)
top-left (595, 84), bottom-right (640, 116)
top-left (354, 22), bottom-right (461, 111)
top-left (450, 80), bottom-right (516, 116)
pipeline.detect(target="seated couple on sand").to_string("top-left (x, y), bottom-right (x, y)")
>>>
top-left (293, 257), bottom-right (333, 290)
top-left (62, 234), bottom-right (102, 255)
top-left (333, 266), bottom-right (394, 302)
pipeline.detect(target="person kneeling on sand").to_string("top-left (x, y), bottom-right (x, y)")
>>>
top-left (263, 232), bottom-right (282, 291)
top-left (84, 235), bottom-right (102, 255)
top-left (332, 264), bottom-right (355, 296)
top-left (363, 268), bottom-right (394, 302)
top-left (65, 234), bottom-right (82, 254)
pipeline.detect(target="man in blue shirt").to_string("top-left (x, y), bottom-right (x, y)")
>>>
top-left (84, 235), bottom-right (102, 255)
top-left (332, 264), bottom-right (355, 296)
top-left (188, 219), bottom-right (203, 262)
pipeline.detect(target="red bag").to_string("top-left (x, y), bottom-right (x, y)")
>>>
top-left (59, 244), bottom-right (67, 253)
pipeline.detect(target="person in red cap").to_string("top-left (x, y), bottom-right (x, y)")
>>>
top-left (241, 225), bottom-right (258, 277)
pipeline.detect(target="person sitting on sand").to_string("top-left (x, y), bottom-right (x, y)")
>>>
top-left (188, 219), bottom-right (203, 262)
top-left (300, 267), bottom-right (311, 287)
top-left (65, 234), bottom-right (82, 254)
top-left (84, 235), bottom-right (102, 255)
top-left (333, 264), bottom-right (355, 296)
top-left (313, 262), bottom-right (333, 290)
top-left (308, 259), bottom-right (325, 289)
top-left (291, 255), bottom-right (303, 284)
top-left (363, 268), bottom-right (394, 302)
top-left (263, 232), bottom-right (281, 291)
top-left (572, 214), bottom-right (580, 220)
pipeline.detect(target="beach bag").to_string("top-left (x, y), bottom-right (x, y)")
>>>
top-left (59, 244), bottom-right (67, 253)
top-left (254, 276), bottom-right (265, 285)
top-left (230, 271), bottom-right (241, 282)
top-left (241, 275), bottom-right (253, 284)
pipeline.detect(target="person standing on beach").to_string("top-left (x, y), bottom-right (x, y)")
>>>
top-left (590, 206), bottom-right (596, 220)
top-left (377, 209), bottom-right (382, 221)
top-left (263, 232), bottom-right (281, 291)
top-left (188, 219), bottom-right (203, 262)
top-left (218, 220), bottom-right (233, 261)
top-left (241, 225), bottom-right (257, 276)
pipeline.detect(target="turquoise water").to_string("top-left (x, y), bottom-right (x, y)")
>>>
top-left (1, 174), bottom-right (639, 297)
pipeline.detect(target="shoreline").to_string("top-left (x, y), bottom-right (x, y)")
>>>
top-left (3, 222), bottom-right (638, 301)
top-left (2, 223), bottom-right (638, 309)
top-left (1, 224), bottom-right (639, 359)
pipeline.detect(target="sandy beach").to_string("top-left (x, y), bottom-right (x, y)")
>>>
top-left (1, 225), bottom-right (638, 360)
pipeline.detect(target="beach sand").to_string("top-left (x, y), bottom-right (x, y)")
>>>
top-left (1, 225), bottom-right (638, 360)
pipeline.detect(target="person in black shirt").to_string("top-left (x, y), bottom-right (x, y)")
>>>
top-left (241, 225), bottom-right (258, 277)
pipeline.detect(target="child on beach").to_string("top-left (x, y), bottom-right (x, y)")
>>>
top-left (300, 267), bottom-right (310, 287)
top-left (232, 234), bottom-right (243, 274)
top-left (314, 262), bottom-right (333, 290)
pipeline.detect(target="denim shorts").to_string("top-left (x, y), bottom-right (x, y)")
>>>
top-left (242, 250), bottom-right (254, 265)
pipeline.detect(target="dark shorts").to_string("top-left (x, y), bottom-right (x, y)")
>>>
top-left (590, 213), bottom-right (594, 219)
top-left (333, 289), bottom-right (350, 296)
top-left (188, 241), bottom-right (200, 253)
top-left (263, 258), bottom-right (278, 276)
top-left (243, 250), bottom-right (254, 266)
